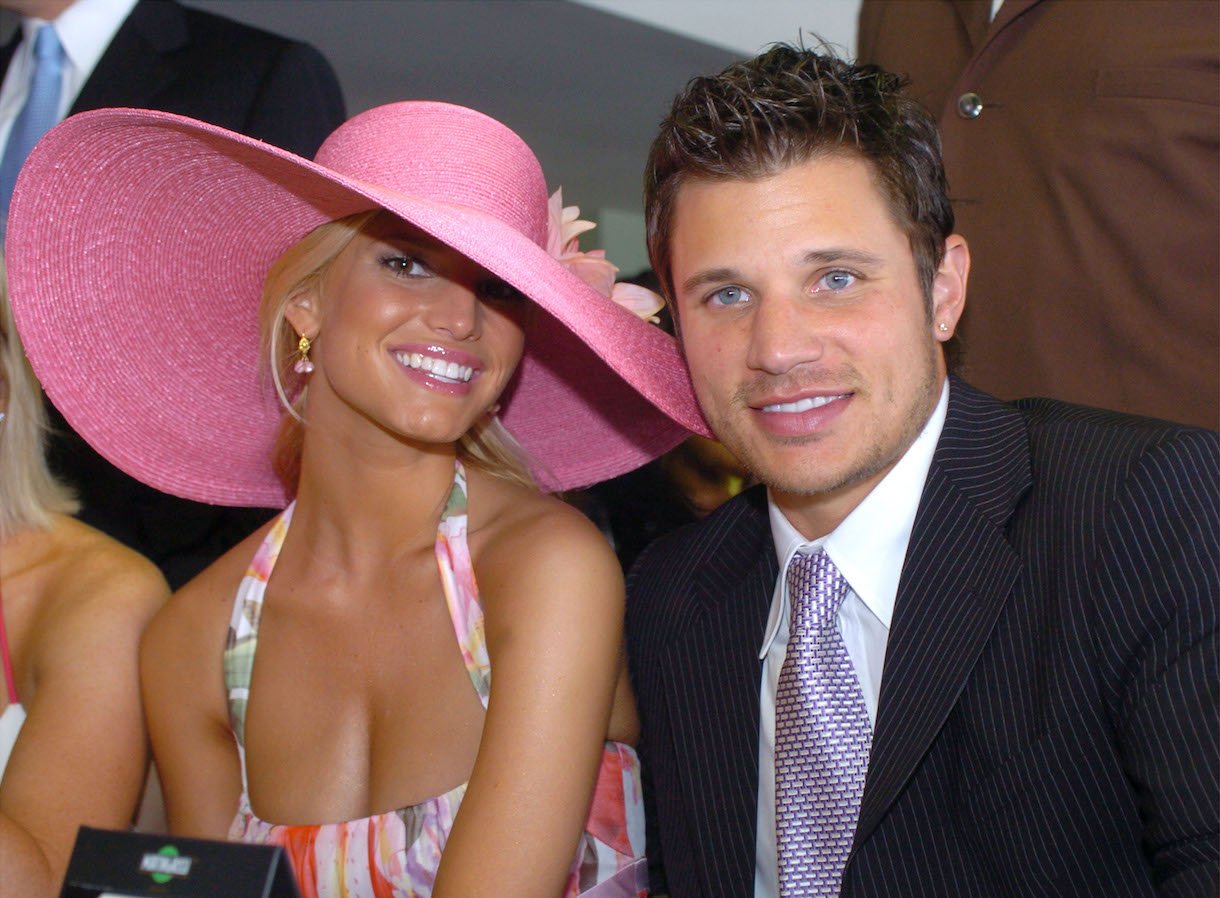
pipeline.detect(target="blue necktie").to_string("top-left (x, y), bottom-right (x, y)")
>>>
top-left (0, 24), bottom-right (65, 230)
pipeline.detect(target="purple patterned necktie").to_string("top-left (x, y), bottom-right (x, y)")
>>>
top-left (775, 551), bottom-right (872, 897)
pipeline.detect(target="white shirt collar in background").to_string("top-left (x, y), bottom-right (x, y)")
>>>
top-left (0, 0), bottom-right (137, 127)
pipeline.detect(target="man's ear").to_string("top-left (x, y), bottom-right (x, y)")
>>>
top-left (284, 289), bottom-right (320, 339)
top-left (931, 234), bottom-right (969, 341)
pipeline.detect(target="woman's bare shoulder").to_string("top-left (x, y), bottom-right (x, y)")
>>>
top-left (31, 515), bottom-right (169, 633)
top-left (469, 472), bottom-right (613, 561)
top-left (3, 515), bottom-right (171, 688)
top-left (466, 471), bottom-right (622, 611)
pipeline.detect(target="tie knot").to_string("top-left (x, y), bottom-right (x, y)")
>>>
top-left (785, 551), bottom-right (848, 632)
top-left (32, 24), bottom-right (63, 63)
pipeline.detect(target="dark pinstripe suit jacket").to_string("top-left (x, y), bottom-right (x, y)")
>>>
top-left (626, 378), bottom-right (1219, 897)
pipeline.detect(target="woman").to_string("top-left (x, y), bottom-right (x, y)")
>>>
top-left (5, 102), bottom-right (706, 896)
top-left (0, 267), bottom-right (168, 896)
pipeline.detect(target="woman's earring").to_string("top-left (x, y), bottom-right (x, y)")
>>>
top-left (937, 322), bottom-right (949, 333)
top-left (294, 334), bottom-right (315, 374)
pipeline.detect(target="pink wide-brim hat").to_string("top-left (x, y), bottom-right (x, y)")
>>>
top-left (5, 102), bottom-right (710, 506)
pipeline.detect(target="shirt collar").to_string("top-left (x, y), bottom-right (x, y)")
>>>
top-left (25, 0), bottom-right (137, 81)
top-left (761, 379), bottom-right (950, 655)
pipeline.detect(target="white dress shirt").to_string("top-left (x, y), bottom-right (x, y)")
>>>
top-left (753, 380), bottom-right (949, 898)
top-left (0, 0), bottom-right (137, 149)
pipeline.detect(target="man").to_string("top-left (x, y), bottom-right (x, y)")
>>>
top-left (627, 45), bottom-right (1218, 898)
top-left (0, 0), bottom-right (345, 587)
top-left (856, 0), bottom-right (1219, 430)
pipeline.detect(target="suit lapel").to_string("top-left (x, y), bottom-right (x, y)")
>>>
top-left (951, 0), bottom-right (994, 50)
top-left (951, 0), bottom-right (1042, 61)
top-left (989, 0), bottom-right (1040, 32)
top-left (975, 0), bottom-right (1042, 54)
top-left (662, 488), bottom-right (775, 896)
top-left (71, 1), bottom-right (188, 113)
top-left (852, 379), bottom-right (1032, 850)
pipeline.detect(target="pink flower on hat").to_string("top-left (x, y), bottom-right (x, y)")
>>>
top-left (546, 189), bottom-right (664, 324)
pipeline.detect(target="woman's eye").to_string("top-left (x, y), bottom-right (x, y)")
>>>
top-left (816, 270), bottom-right (856, 291)
top-left (709, 285), bottom-right (750, 307)
top-left (382, 255), bottom-right (429, 277)
top-left (478, 278), bottom-right (525, 303)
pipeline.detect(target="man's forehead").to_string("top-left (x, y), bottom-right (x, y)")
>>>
top-left (673, 151), bottom-right (884, 207)
top-left (672, 157), bottom-right (893, 237)
top-left (669, 154), bottom-right (916, 262)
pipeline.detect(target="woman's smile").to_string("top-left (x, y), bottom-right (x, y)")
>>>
top-left (392, 342), bottom-right (484, 395)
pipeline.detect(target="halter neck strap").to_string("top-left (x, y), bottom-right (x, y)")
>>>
top-left (0, 584), bottom-right (19, 705)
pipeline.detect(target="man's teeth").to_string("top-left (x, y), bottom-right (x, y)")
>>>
top-left (763, 393), bottom-right (847, 413)
top-left (396, 352), bottom-right (474, 383)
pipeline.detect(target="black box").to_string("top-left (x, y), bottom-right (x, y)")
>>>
top-left (58, 826), bottom-right (300, 898)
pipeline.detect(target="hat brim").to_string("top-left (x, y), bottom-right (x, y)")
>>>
top-left (6, 108), bottom-right (709, 506)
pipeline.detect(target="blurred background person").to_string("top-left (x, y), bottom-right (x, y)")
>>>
top-left (0, 0), bottom-right (347, 588)
top-left (0, 265), bottom-right (168, 897)
top-left (858, 0), bottom-right (1219, 429)
top-left (578, 401), bottom-right (751, 573)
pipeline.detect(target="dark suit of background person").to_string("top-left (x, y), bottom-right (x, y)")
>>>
top-left (628, 378), bottom-right (1219, 897)
top-left (0, 0), bottom-right (345, 588)
top-left (857, 0), bottom-right (1220, 431)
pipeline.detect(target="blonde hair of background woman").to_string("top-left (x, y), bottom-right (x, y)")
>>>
top-left (0, 262), bottom-right (78, 535)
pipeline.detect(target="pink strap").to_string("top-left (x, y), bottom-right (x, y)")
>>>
top-left (0, 585), bottom-right (18, 705)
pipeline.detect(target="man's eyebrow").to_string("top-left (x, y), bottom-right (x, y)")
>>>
top-left (800, 247), bottom-right (884, 267)
top-left (678, 267), bottom-right (741, 297)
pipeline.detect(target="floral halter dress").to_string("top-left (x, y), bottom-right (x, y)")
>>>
top-left (225, 461), bottom-right (647, 897)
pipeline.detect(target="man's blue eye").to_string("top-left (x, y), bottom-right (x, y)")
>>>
top-left (821, 271), bottom-right (856, 290)
top-left (710, 285), bottom-right (748, 306)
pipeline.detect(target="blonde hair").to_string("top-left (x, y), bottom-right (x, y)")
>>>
top-left (260, 211), bottom-right (536, 495)
top-left (0, 261), bottom-right (78, 536)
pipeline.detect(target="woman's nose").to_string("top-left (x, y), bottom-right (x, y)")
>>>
top-left (424, 286), bottom-right (480, 341)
